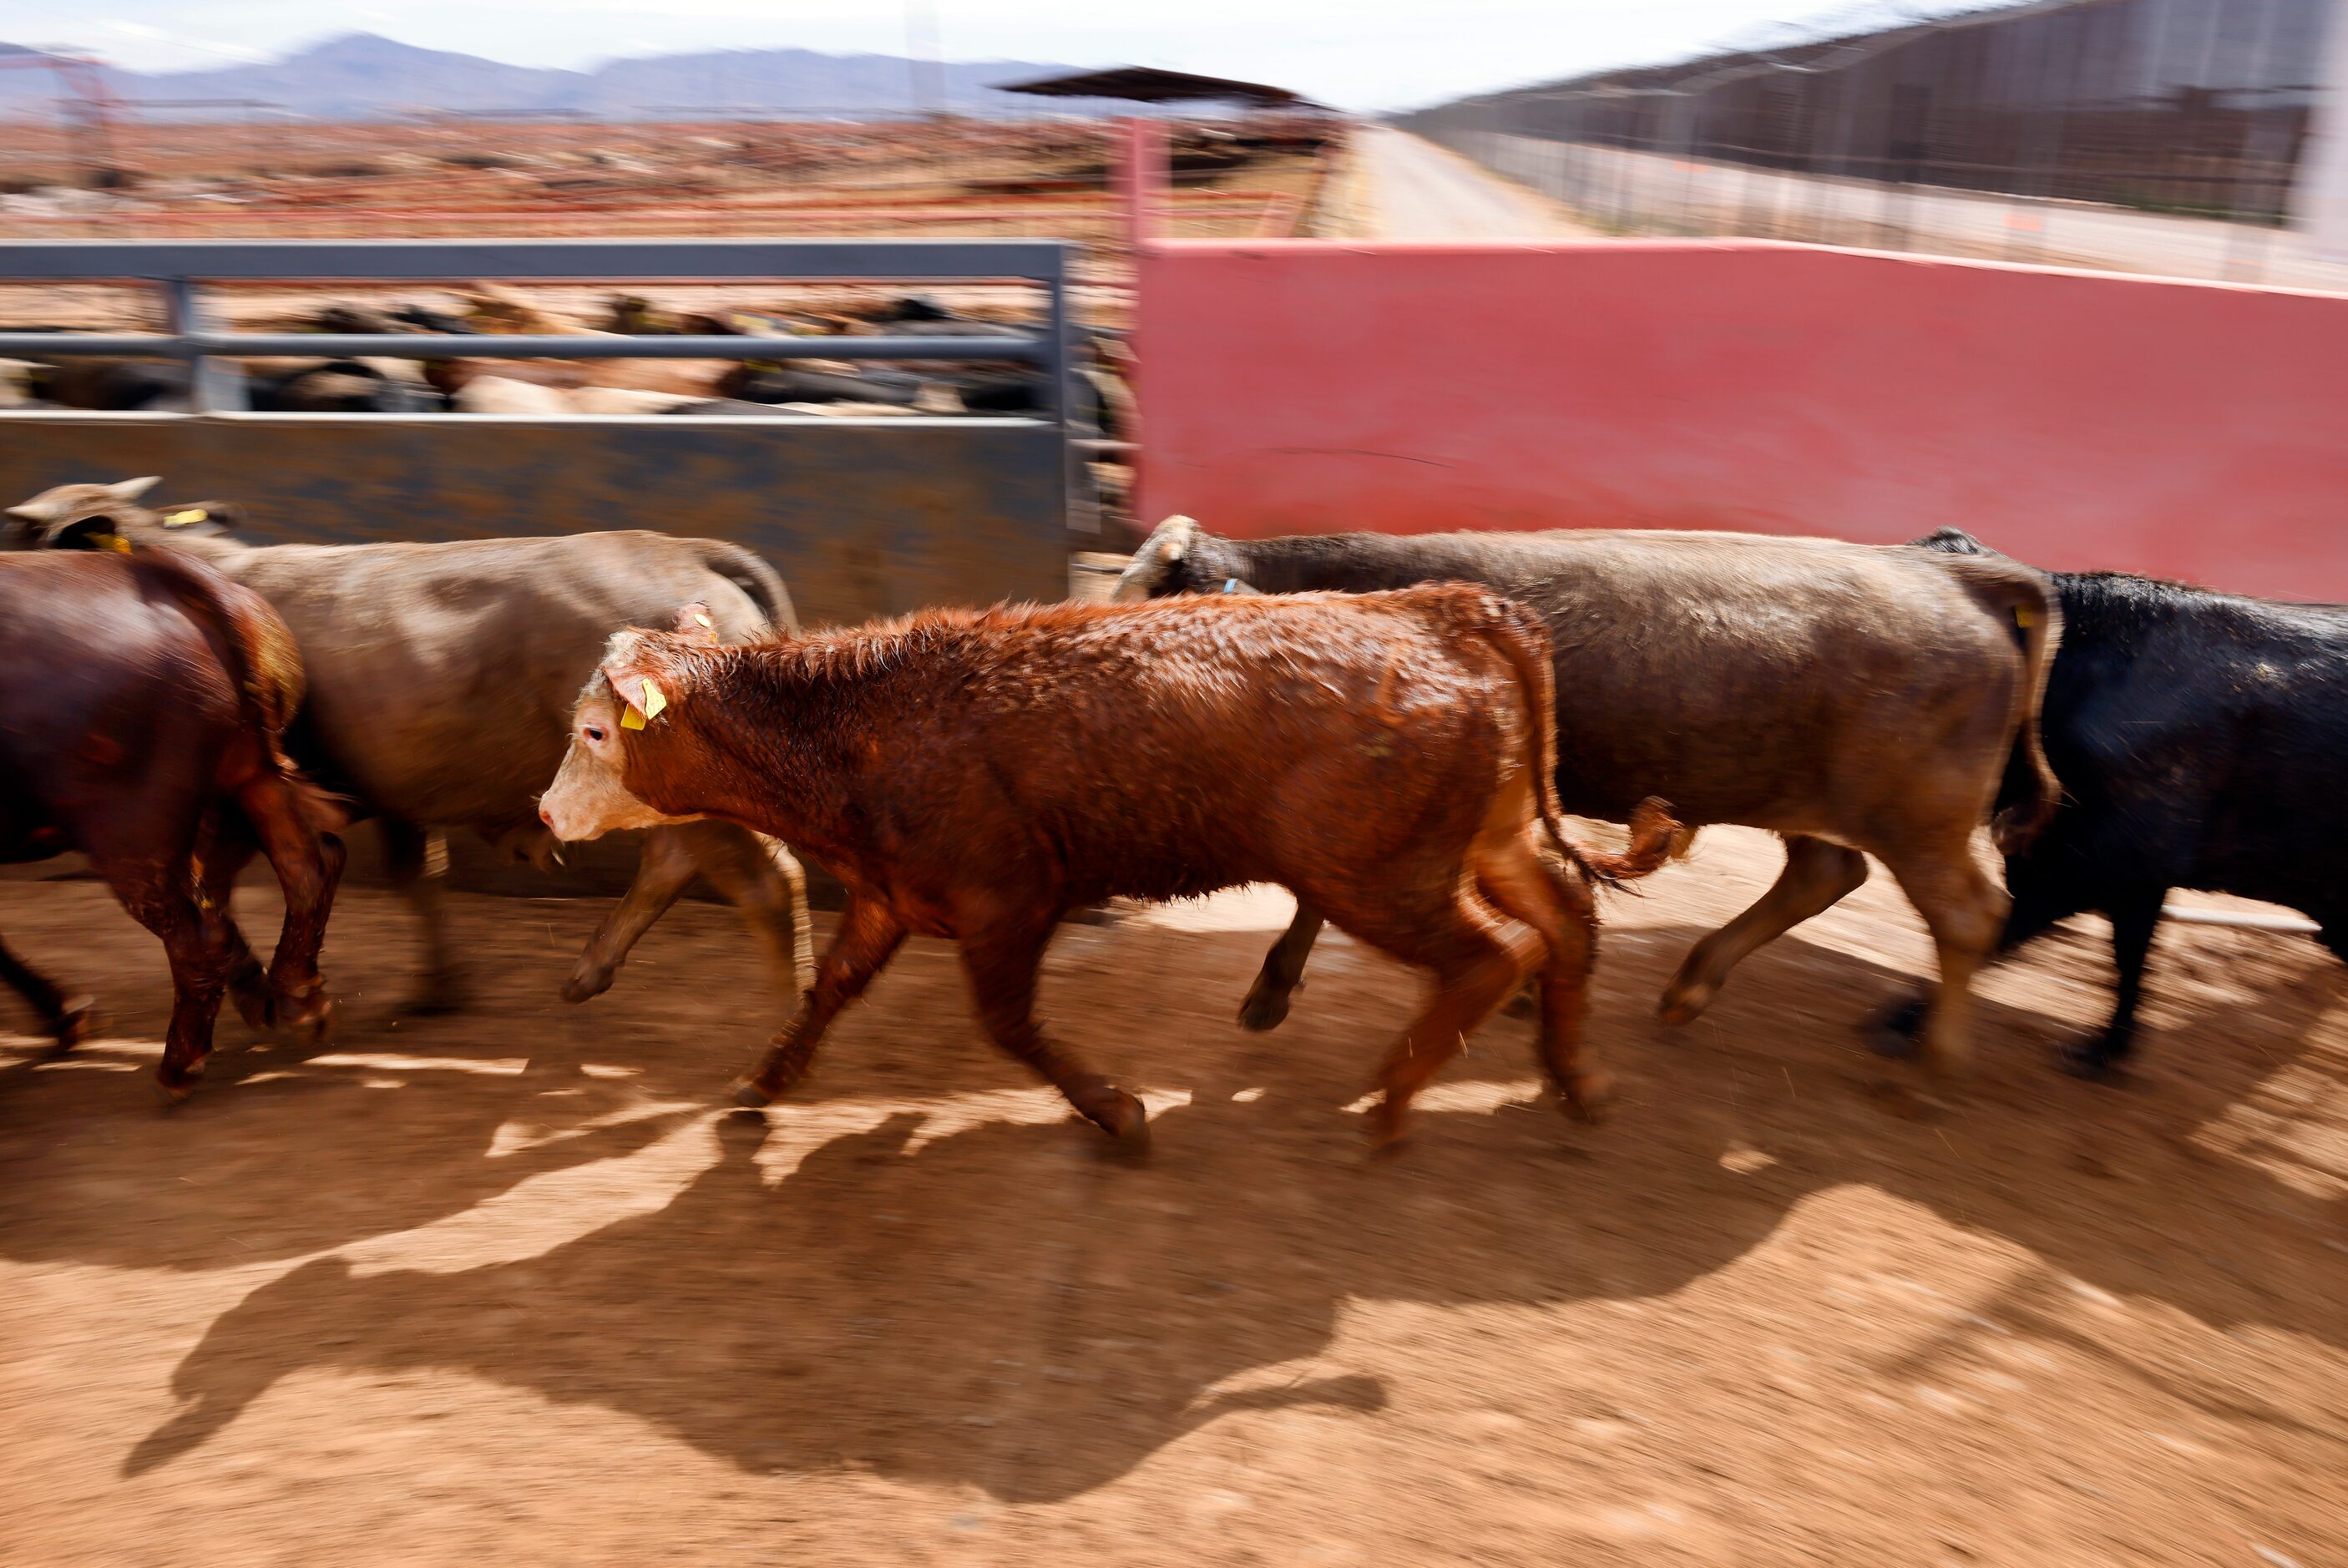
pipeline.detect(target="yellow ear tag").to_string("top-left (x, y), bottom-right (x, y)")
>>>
top-left (693, 613), bottom-right (711, 630)
top-left (620, 706), bottom-right (645, 731)
top-left (637, 676), bottom-right (666, 721)
top-left (96, 532), bottom-right (130, 553)
top-left (163, 508), bottom-right (207, 527)
top-left (2014, 606), bottom-right (2035, 629)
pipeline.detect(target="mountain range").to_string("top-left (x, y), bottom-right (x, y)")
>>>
top-left (0, 33), bottom-right (1098, 120)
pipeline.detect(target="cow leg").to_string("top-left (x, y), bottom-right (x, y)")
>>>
top-left (2063, 888), bottom-right (2165, 1078)
top-left (1314, 882), bottom-right (1538, 1150)
top-left (674, 822), bottom-right (813, 1004)
top-left (1478, 832), bottom-right (1607, 1117)
top-left (1659, 836), bottom-right (1868, 1025)
top-left (381, 820), bottom-right (467, 1014)
top-left (194, 837), bottom-right (276, 1034)
top-left (1870, 860), bottom-right (2084, 1056)
top-left (1880, 842), bottom-right (2009, 1078)
top-left (0, 931), bottom-right (94, 1052)
top-left (104, 870), bottom-right (237, 1101)
top-left (1240, 907), bottom-right (1324, 1032)
top-left (732, 895), bottom-right (907, 1105)
top-left (563, 827), bottom-right (699, 1003)
top-left (958, 913), bottom-right (1149, 1147)
top-left (236, 775), bottom-right (346, 1043)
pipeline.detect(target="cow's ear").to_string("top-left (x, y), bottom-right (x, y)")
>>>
top-left (672, 602), bottom-right (721, 645)
top-left (600, 664), bottom-right (670, 731)
top-left (1111, 514), bottom-right (1202, 602)
top-left (4, 490), bottom-right (71, 529)
top-left (597, 631), bottom-right (681, 731)
top-left (108, 476), bottom-right (161, 503)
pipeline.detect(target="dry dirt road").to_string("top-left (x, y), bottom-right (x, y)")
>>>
top-left (1360, 125), bottom-right (1593, 241)
top-left (4, 828), bottom-right (2346, 1565)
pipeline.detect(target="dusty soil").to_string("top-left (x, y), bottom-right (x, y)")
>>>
top-left (0, 115), bottom-right (1328, 259)
top-left (3, 827), bottom-right (2345, 1565)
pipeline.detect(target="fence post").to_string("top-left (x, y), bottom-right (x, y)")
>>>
top-left (1120, 116), bottom-right (1166, 254)
top-left (1045, 244), bottom-right (1089, 538)
top-left (1120, 119), bottom-right (1165, 528)
top-left (161, 275), bottom-right (245, 412)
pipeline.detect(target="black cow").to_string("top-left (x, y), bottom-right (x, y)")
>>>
top-left (1902, 529), bottom-right (2348, 1073)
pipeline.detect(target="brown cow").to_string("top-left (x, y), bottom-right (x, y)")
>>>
top-left (0, 545), bottom-right (344, 1098)
top-left (539, 589), bottom-right (1677, 1148)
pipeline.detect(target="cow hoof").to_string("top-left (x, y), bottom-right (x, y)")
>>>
top-left (1557, 1068), bottom-right (1615, 1123)
top-left (408, 989), bottom-right (468, 1017)
top-left (1656, 981), bottom-right (1713, 1027)
top-left (1237, 986), bottom-right (1291, 1033)
top-left (1865, 1001), bottom-right (1928, 1060)
top-left (2057, 1041), bottom-right (2127, 1081)
top-left (1089, 1090), bottom-right (1151, 1153)
top-left (561, 965), bottom-right (615, 1005)
top-left (286, 996), bottom-right (337, 1046)
top-left (1501, 987), bottom-right (1538, 1021)
top-left (730, 1078), bottom-right (778, 1110)
top-left (153, 1068), bottom-right (203, 1106)
top-left (49, 996), bottom-right (97, 1054)
top-left (231, 986), bottom-right (277, 1034)
top-left (1365, 1103), bottom-right (1411, 1156)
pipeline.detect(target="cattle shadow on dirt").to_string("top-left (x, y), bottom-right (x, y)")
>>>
top-left (124, 918), bottom-right (2348, 1502)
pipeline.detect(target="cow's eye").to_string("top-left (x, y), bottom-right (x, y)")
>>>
top-left (584, 724), bottom-right (607, 744)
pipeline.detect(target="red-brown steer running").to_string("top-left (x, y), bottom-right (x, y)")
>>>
top-left (539, 588), bottom-right (1675, 1150)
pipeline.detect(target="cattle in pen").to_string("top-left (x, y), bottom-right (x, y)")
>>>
top-left (539, 589), bottom-right (1678, 1150)
top-left (5, 478), bottom-right (812, 1024)
top-left (1116, 516), bottom-right (2060, 1078)
top-left (0, 544), bottom-right (344, 1099)
top-left (1887, 527), bottom-right (2348, 1075)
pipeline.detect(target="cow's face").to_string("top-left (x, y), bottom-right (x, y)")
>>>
top-left (1111, 515), bottom-right (1256, 601)
top-left (541, 683), bottom-right (684, 840)
top-left (539, 620), bottom-right (713, 842)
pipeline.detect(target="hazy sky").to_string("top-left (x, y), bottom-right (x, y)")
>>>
top-left (0, 0), bottom-right (1864, 110)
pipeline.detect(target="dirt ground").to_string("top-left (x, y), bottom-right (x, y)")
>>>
top-left (4, 826), bottom-right (2345, 1566)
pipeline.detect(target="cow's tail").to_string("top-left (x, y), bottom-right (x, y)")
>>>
top-left (128, 544), bottom-right (345, 833)
top-left (1931, 553), bottom-right (2063, 853)
top-left (694, 539), bottom-right (799, 636)
top-left (1466, 592), bottom-right (1678, 890)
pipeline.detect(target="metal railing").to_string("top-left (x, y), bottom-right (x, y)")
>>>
top-left (0, 238), bottom-right (1076, 420)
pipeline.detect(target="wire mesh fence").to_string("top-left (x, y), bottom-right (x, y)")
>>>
top-left (1400, 0), bottom-right (2345, 286)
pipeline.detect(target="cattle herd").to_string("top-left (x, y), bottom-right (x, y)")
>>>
top-left (1, 291), bottom-right (1134, 435)
top-left (3, 485), bottom-right (2344, 1152)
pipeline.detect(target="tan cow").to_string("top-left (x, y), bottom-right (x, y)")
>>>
top-left (1116, 518), bottom-right (2061, 1078)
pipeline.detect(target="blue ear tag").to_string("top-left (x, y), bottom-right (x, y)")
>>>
top-left (1223, 578), bottom-right (1239, 594)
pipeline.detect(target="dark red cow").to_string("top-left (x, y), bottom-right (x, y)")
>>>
top-left (0, 545), bottom-right (344, 1098)
top-left (539, 587), bottom-right (1675, 1148)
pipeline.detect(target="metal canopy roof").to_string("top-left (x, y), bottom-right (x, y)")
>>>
top-left (998, 65), bottom-right (1318, 109)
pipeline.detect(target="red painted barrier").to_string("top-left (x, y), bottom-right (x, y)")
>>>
top-left (1136, 237), bottom-right (2348, 600)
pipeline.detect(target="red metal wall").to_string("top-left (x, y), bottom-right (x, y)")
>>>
top-left (1136, 237), bottom-right (2348, 599)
